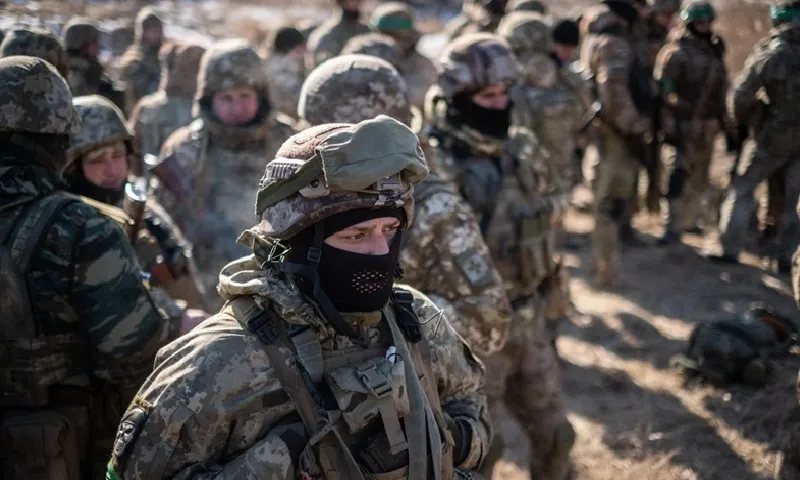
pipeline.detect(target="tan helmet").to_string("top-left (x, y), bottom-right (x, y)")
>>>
top-left (62, 18), bottom-right (101, 51)
top-left (0, 55), bottom-right (80, 135)
top-left (253, 115), bottom-right (428, 240)
top-left (299, 54), bottom-right (410, 127)
top-left (0, 27), bottom-right (68, 77)
top-left (497, 11), bottom-right (553, 57)
top-left (67, 95), bottom-right (132, 165)
top-left (436, 32), bottom-right (519, 99)
top-left (340, 33), bottom-right (401, 67)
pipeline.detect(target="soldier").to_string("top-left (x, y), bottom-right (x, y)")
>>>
top-left (341, 32), bottom-right (402, 67)
top-left (153, 40), bottom-right (295, 302)
top-left (710, 0), bottom-right (800, 273)
top-left (445, 0), bottom-right (508, 40)
top-left (369, 2), bottom-right (438, 109)
top-left (425, 33), bottom-right (574, 479)
top-left (552, 19), bottom-right (582, 65)
top-left (299, 53), bottom-right (512, 357)
top-left (120, 6), bottom-right (165, 114)
top-left (0, 56), bottom-right (194, 479)
top-left (62, 18), bottom-right (123, 108)
top-left (305, 0), bottom-right (370, 68)
top-left (128, 42), bottom-right (206, 157)
top-left (0, 27), bottom-right (69, 77)
top-left (263, 25), bottom-right (307, 120)
top-left (65, 94), bottom-right (209, 312)
top-left (107, 116), bottom-right (490, 480)
top-left (654, 1), bottom-right (728, 244)
top-left (580, 0), bottom-right (651, 286)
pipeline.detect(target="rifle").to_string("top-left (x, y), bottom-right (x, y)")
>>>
top-left (123, 177), bottom-right (148, 244)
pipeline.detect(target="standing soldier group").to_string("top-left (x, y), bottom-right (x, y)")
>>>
top-left (3, 0), bottom-right (800, 479)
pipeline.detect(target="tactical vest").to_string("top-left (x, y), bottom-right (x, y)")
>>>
top-left (223, 289), bottom-right (456, 480)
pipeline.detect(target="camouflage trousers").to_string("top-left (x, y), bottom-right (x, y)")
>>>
top-left (478, 294), bottom-right (574, 480)
top-left (664, 120), bottom-right (717, 234)
top-left (719, 147), bottom-right (800, 265)
top-left (591, 129), bottom-right (640, 263)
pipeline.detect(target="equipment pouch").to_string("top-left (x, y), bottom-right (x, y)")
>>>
top-left (1, 410), bottom-right (83, 480)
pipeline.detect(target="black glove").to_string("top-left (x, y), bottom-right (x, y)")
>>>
top-left (445, 414), bottom-right (472, 467)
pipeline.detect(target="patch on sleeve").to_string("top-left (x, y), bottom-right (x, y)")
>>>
top-left (455, 249), bottom-right (495, 288)
top-left (108, 399), bottom-right (153, 476)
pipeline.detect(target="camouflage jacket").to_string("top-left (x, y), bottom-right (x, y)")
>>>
top-left (306, 13), bottom-right (370, 68)
top-left (633, 15), bottom-right (670, 72)
top-left (121, 46), bottom-right (162, 113)
top-left (654, 27), bottom-right (728, 122)
top-left (730, 22), bottom-right (800, 156)
top-left (155, 115), bottom-right (295, 300)
top-left (66, 55), bottom-right (113, 97)
top-left (397, 50), bottom-right (437, 109)
top-left (110, 256), bottom-right (489, 479)
top-left (0, 158), bottom-right (175, 386)
top-left (580, 4), bottom-right (649, 135)
top-left (400, 174), bottom-right (512, 357)
top-left (264, 51), bottom-right (305, 119)
top-left (129, 91), bottom-right (194, 157)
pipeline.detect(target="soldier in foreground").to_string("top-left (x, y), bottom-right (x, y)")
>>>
top-left (654, 1), bottom-right (729, 244)
top-left (0, 56), bottom-right (193, 479)
top-left (129, 42), bottom-right (206, 157)
top-left (153, 40), bottom-right (295, 301)
top-left (425, 33), bottom-right (573, 479)
top-left (263, 25), bottom-right (307, 120)
top-left (298, 53), bottom-right (512, 357)
top-left (711, 0), bottom-right (800, 274)
top-left (306, 0), bottom-right (370, 68)
top-left (120, 6), bottom-right (165, 114)
top-left (107, 116), bottom-right (489, 479)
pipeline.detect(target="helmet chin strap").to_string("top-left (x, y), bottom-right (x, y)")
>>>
top-left (271, 221), bottom-right (364, 342)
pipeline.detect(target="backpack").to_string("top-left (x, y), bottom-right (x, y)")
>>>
top-left (0, 193), bottom-right (79, 407)
top-left (670, 305), bottom-right (799, 386)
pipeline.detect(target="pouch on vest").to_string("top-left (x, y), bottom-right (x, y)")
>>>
top-left (1, 409), bottom-right (83, 480)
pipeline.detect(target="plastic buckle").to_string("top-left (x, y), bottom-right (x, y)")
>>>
top-left (307, 247), bottom-right (322, 263)
top-left (356, 364), bottom-right (392, 398)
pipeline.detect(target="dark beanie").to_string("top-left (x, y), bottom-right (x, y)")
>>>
top-left (273, 26), bottom-right (305, 54)
top-left (552, 19), bottom-right (580, 46)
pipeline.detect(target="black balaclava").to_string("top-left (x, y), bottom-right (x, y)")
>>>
top-left (448, 91), bottom-right (512, 139)
top-left (687, 21), bottom-right (713, 40)
top-left (66, 158), bottom-right (124, 205)
top-left (484, 0), bottom-right (508, 16)
top-left (287, 207), bottom-right (405, 314)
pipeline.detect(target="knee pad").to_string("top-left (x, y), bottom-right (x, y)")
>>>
top-left (599, 197), bottom-right (626, 221)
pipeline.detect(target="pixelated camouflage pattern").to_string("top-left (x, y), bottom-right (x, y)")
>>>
top-left (64, 54), bottom-right (103, 97)
top-left (436, 33), bottom-right (519, 99)
top-left (61, 18), bottom-right (100, 51)
top-left (112, 256), bottom-right (489, 478)
top-left (341, 33), bottom-right (401, 66)
top-left (195, 40), bottom-right (267, 104)
top-left (264, 50), bottom-right (305, 119)
top-left (299, 54), bottom-right (411, 127)
top-left (254, 118), bottom-right (425, 240)
top-left (0, 56), bottom-right (80, 135)
top-left (0, 27), bottom-right (69, 77)
top-left (580, 4), bottom-right (649, 135)
top-left (497, 12), bottom-right (553, 58)
top-left (444, 0), bottom-right (504, 40)
top-left (506, 0), bottom-right (547, 13)
top-left (67, 94), bottom-right (132, 165)
top-left (306, 11), bottom-right (371, 68)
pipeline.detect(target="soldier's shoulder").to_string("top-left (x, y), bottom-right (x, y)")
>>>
top-left (307, 18), bottom-right (341, 47)
top-left (134, 91), bottom-right (168, 123)
top-left (160, 120), bottom-right (204, 157)
top-left (270, 113), bottom-right (298, 139)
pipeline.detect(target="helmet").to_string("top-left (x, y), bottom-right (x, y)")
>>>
top-left (160, 42), bottom-right (206, 86)
top-left (680, 1), bottom-right (716, 22)
top-left (299, 54), bottom-right (410, 126)
top-left (0, 56), bottom-right (80, 135)
top-left (770, 1), bottom-right (800, 25)
top-left (254, 116), bottom-right (428, 240)
top-left (67, 95), bottom-right (132, 165)
top-left (506, 0), bottom-right (547, 13)
top-left (436, 33), bottom-right (518, 98)
top-left (0, 27), bottom-right (68, 77)
top-left (341, 33), bottom-right (400, 67)
top-left (196, 40), bottom-right (267, 101)
top-left (370, 2), bottom-right (420, 37)
top-left (497, 12), bottom-right (553, 57)
top-left (650, 0), bottom-right (681, 13)
top-left (62, 18), bottom-right (101, 51)
top-left (135, 6), bottom-right (163, 39)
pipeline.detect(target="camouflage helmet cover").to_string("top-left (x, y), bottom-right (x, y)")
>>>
top-left (497, 12), bottom-right (553, 57)
top-left (0, 27), bottom-right (69, 77)
top-left (299, 54), bottom-right (411, 127)
top-left (341, 33), bottom-right (401, 67)
top-left (680, 1), bottom-right (716, 21)
top-left (62, 18), bottom-right (101, 51)
top-left (255, 116), bottom-right (428, 240)
top-left (67, 95), bottom-right (132, 164)
top-left (436, 33), bottom-right (519, 98)
top-left (770, 0), bottom-right (800, 25)
top-left (506, 0), bottom-right (547, 13)
top-left (0, 56), bottom-right (80, 135)
top-left (196, 40), bottom-right (267, 101)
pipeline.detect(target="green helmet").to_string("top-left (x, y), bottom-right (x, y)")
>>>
top-left (680, 1), bottom-right (716, 22)
top-left (770, 1), bottom-right (800, 25)
top-left (340, 33), bottom-right (401, 67)
top-left (62, 18), bottom-right (101, 51)
top-left (67, 95), bottom-right (132, 166)
top-left (497, 12), bottom-right (553, 57)
top-left (299, 54), bottom-right (410, 127)
top-left (370, 2), bottom-right (418, 35)
top-left (254, 115), bottom-right (428, 240)
top-left (436, 33), bottom-right (518, 99)
top-left (0, 27), bottom-right (68, 77)
top-left (0, 56), bottom-right (80, 135)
